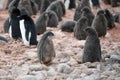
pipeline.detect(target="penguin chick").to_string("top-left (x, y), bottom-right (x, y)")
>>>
top-left (114, 12), bottom-right (120, 23)
top-left (104, 9), bottom-right (115, 29)
top-left (60, 21), bottom-right (76, 32)
top-left (47, 10), bottom-right (59, 28)
top-left (92, 10), bottom-right (107, 37)
top-left (37, 31), bottom-right (56, 65)
top-left (81, 7), bottom-right (94, 26)
top-left (74, 16), bottom-right (88, 40)
top-left (35, 12), bottom-right (49, 35)
top-left (82, 27), bottom-right (101, 63)
top-left (74, 0), bottom-right (91, 21)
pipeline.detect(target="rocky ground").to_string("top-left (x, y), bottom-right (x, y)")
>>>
top-left (0, 1), bottom-right (120, 80)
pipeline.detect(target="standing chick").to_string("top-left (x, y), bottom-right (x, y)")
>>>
top-left (81, 7), bottom-right (94, 26)
top-left (37, 31), bottom-right (56, 65)
top-left (74, 16), bottom-right (88, 40)
top-left (35, 12), bottom-right (49, 35)
top-left (92, 10), bottom-right (107, 37)
top-left (82, 27), bottom-right (101, 63)
top-left (74, 0), bottom-right (91, 21)
top-left (104, 9), bottom-right (115, 29)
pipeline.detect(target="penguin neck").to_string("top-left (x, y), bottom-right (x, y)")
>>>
top-left (88, 32), bottom-right (98, 37)
top-left (42, 35), bottom-right (49, 41)
top-left (10, 15), bottom-right (19, 20)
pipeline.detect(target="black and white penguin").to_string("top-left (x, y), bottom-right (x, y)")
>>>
top-left (91, 0), bottom-right (100, 8)
top-left (9, 8), bottom-right (22, 40)
top-left (19, 14), bottom-right (38, 46)
top-left (64, 0), bottom-right (76, 10)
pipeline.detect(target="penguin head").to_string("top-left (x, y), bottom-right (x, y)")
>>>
top-left (81, 7), bottom-right (91, 13)
top-left (20, 8), bottom-right (29, 16)
top-left (45, 31), bottom-right (54, 37)
top-left (78, 16), bottom-right (88, 25)
top-left (10, 7), bottom-right (21, 16)
top-left (46, 10), bottom-right (54, 16)
top-left (42, 31), bottom-right (54, 40)
top-left (104, 9), bottom-right (111, 15)
top-left (97, 9), bottom-right (105, 16)
top-left (84, 27), bottom-right (97, 36)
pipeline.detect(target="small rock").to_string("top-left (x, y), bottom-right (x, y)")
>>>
top-left (80, 64), bottom-right (88, 72)
top-left (0, 77), bottom-right (13, 80)
top-left (115, 77), bottom-right (120, 80)
top-left (21, 64), bottom-right (29, 75)
top-left (31, 71), bottom-right (47, 80)
top-left (67, 57), bottom-right (78, 66)
top-left (73, 53), bottom-right (83, 64)
top-left (29, 64), bottom-right (48, 71)
top-left (108, 55), bottom-right (120, 64)
top-left (67, 77), bottom-right (74, 80)
top-left (80, 73), bottom-right (87, 77)
top-left (0, 69), bottom-right (8, 76)
top-left (11, 65), bottom-right (29, 77)
top-left (59, 55), bottom-right (70, 63)
top-left (57, 63), bottom-right (71, 74)
top-left (69, 69), bottom-right (81, 79)
top-left (100, 74), bottom-right (108, 80)
top-left (84, 74), bottom-right (100, 80)
top-left (17, 75), bottom-right (37, 80)
top-left (74, 78), bottom-right (84, 80)
top-left (47, 68), bottom-right (57, 76)
top-left (11, 67), bottom-right (22, 77)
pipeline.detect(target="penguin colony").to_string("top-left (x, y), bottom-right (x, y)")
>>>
top-left (2, 0), bottom-right (120, 64)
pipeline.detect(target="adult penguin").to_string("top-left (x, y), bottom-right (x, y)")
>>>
top-left (64, 0), bottom-right (76, 9)
top-left (9, 8), bottom-right (21, 40)
top-left (19, 12), bottom-right (38, 46)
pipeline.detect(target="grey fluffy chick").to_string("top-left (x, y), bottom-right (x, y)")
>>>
top-left (82, 27), bottom-right (101, 63)
top-left (37, 31), bottom-right (56, 65)
top-left (92, 10), bottom-right (107, 37)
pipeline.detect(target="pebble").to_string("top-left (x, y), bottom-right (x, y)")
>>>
top-left (0, 77), bottom-right (13, 80)
top-left (17, 75), bottom-right (38, 80)
top-left (67, 57), bottom-right (78, 66)
top-left (29, 64), bottom-right (48, 71)
top-left (0, 69), bottom-right (8, 76)
top-left (108, 55), bottom-right (120, 64)
top-left (57, 63), bottom-right (71, 74)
